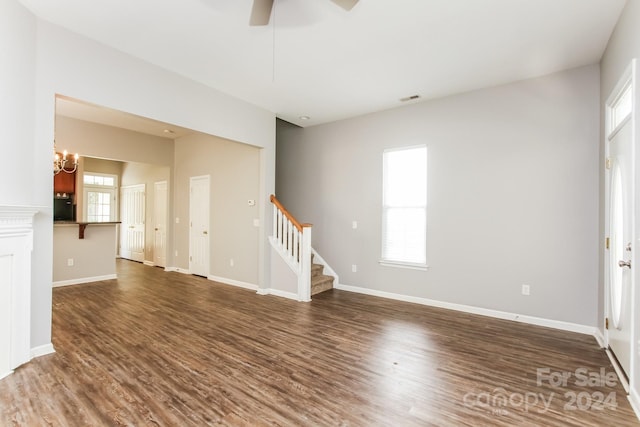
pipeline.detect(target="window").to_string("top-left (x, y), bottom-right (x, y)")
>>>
top-left (381, 145), bottom-right (427, 269)
top-left (83, 173), bottom-right (118, 222)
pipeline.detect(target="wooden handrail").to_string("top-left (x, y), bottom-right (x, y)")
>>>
top-left (270, 194), bottom-right (312, 232)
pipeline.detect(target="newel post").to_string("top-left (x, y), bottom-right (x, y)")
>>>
top-left (298, 225), bottom-right (312, 302)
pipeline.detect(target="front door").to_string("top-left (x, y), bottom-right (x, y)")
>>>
top-left (606, 62), bottom-right (635, 380)
top-left (120, 184), bottom-right (146, 262)
top-left (189, 175), bottom-right (210, 277)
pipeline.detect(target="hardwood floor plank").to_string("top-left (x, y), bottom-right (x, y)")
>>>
top-left (0, 259), bottom-right (638, 426)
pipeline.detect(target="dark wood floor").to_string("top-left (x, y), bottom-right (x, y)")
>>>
top-left (1, 260), bottom-right (638, 426)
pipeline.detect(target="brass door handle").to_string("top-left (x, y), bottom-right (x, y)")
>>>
top-left (203, 231), bottom-right (208, 235)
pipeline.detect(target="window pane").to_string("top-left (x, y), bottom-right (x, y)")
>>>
top-left (613, 86), bottom-right (632, 130)
top-left (383, 207), bottom-right (426, 264)
top-left (104, 177), bottom-right (114, 186)
top-left (382, 146), bottom-right (427, 265)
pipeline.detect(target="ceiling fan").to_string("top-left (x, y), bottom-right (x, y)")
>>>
top-left (250, 0), bottom-right (360, 26)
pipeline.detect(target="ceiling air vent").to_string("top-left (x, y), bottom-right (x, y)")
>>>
top-left (400, 95), bottom-right (421, 102)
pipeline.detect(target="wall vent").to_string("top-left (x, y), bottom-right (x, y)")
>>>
top-left (400, 94), bottom-right (421, 102)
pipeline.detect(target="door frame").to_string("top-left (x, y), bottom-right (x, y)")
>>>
top-left (604, 59), bottom-right (637, 392)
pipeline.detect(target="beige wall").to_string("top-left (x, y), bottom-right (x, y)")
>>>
top-left (174, 133), bottom-right (261, 286)
top-left (55, 115), bottom-right (174, 166)
top-left (53, 224), bottom-right (117, 284)
top-left (277, 65), bottom-right (600, 326)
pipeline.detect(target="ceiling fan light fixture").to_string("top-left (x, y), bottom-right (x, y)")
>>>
top-left (330, 0), bottom-right (360, 11)
top-left (250, 0), bottom-right (274, 26)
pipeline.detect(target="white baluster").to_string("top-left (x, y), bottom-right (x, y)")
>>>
top-left (272, 204), bottom-right (277, 240)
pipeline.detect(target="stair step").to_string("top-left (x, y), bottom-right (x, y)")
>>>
top-left (311, 263), bottom-right (324, 277)
top-left (311, 274), bottom-right (334, 296)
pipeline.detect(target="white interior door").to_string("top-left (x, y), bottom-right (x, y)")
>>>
top-left (606, 63), bottom-right (635, 380)
top-left (153, 181), bottom-right (168, 268)
top-left (120, 184), bottom-right (146, 262)
top-left (190, 175), bottom-right (210, 277)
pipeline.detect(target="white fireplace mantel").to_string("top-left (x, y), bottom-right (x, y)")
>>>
top-left (0, 205), bottom-right (42, 380)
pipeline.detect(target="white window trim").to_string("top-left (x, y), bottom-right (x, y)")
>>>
top-left (380, 144), bottom-right (428, 270)
top-left (83, 172), bottom-right (119, 222)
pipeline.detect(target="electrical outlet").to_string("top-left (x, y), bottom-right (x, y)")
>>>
top-left (522, 284), bottom-right (530, 296)
top-left (175, 217), bottom-right (180, 224)
top-left (67, 258), bottom-right (74, 267)
top-left (253, 219), bottom-right (260, 227)
top-left (352, 221), bottom-right (358, 229)
top-left (352, 264), bottom-right (357, 273)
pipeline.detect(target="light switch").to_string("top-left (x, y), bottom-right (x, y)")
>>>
top-left (352, 221), bottom-right (358, 229)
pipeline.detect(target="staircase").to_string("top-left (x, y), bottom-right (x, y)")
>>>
top-left (269, 195), bottom-right (337, 300)
top-left (311, 254), bottom-right (334, 295)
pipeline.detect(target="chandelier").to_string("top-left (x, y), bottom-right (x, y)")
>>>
top-left (53, 144), bottom-right (79, 175)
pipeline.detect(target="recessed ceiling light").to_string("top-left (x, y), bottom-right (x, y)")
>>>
top-left (299, 116), bottom-right (310, 121)
top-left (163, 129), bottom-right (175, 134)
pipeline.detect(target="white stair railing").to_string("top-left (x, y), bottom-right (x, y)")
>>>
top-left (270, 195), bottom-right (312, 301)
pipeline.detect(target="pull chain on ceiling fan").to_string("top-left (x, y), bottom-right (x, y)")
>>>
top-left (250, 0), bottom-right (359, 26)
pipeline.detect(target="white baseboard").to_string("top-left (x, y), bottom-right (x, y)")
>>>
top-left (30, 343), bottom-right (55, 359)
top-left (208, 275), bottom-right (258, 291)
top-left (53, 274), bottom-right (117, 287)
top-left (143, 260), bottom-right (155, 267)
top-left (629, 388), bottom-right (640, 422)
top-left (165, 267), bottom-right (191, 274)
top-left (0, 370), bottom-right (13, 381)
top-left (594, 328), bottom-right (606, 348)
top-left (256, 288), bottom-right (300, 301)
top-left (335, 283), bottom-right (597, 337)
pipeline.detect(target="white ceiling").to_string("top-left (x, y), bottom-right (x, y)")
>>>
top-left (22, 0), bottom-right (626, 129)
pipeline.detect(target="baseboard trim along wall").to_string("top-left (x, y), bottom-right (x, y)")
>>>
top-left (165, 267), bottom-right (191, 274)
top-left (143, 260), bottom-right (155, 267)
top-left (53, 274), bottom-right (117, 287)
top-left (30, 343), bottom-right (55, 359)
top-left (256, 288), bottom-right (298, 301)
top-left (208, 275), bottom-right (258, 291)
top-left (335, 283), bottom-right (598, 337)
top-left (629, 388), bottom-right (640, 423)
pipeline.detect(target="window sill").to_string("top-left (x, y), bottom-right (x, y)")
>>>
top-left (379, 260), bottom-right (429, 271)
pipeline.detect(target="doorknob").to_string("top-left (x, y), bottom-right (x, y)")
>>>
top-left (203, 231), bottom-right (208, 235)
top-left (619, 260), bottom-right (631, 268)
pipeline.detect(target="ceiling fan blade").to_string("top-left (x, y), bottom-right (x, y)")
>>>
top-left (330, 0), bottom-right (359, 11)
top-left (250, 0), bottom-right (274, 26)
